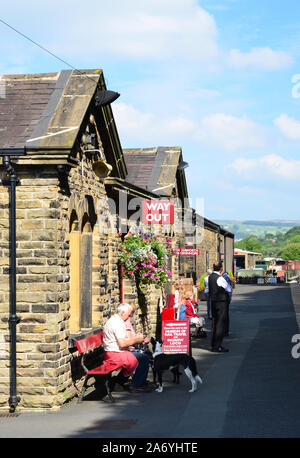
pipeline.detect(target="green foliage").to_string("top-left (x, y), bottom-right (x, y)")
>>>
top-left (234, 225), bottom-right (300, 259)
top-left (235, 236), bottom-right (263, 253)
top-left (284, 226), bottom-right (300, 240)
top-left (118, 229), bottom-right (174, 288)
top-left (277, 243), bottom-right (300, 260)
top-left (288, 235), bottom-right (300, 244)
top-left (199, 274), bottom-right (206, 290)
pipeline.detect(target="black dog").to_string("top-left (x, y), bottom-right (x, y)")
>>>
top-left (150, 338), bottom-right (203, 393)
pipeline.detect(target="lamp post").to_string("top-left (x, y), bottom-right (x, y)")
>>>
top-left (0, 148), bottom-right (27, 412)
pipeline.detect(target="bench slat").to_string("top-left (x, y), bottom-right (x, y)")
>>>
top-left (75, 332), bottom-right (104, 354)
top-left (87, 362), bottom-right (122, 375)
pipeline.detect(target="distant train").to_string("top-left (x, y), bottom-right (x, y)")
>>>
top-left (236, 257), bottom-right (300, 284)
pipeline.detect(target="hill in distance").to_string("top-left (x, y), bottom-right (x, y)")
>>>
top-left (215, 220), bottom-right (300, 240)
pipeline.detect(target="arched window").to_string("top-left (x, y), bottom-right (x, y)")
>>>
top-left (69, 212), bottom-right (81, 333)
top-left (80, 215), bottom-right (93, 329)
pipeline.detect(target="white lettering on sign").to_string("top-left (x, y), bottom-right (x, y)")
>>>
top-left (142, 200), bottom-right (174, 224)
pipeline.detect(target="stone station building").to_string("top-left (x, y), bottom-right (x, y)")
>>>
top-left (0, 69), bottom-right (233, 411)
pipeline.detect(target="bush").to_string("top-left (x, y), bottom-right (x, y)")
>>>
top-left (277, 242), bottom-right (300, 260)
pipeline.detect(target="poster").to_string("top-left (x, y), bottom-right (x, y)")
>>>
top-left (161, 320), bottom-right (190, 354)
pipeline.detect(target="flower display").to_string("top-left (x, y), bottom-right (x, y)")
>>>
top-left (118, 229), bottom-right (175, 288)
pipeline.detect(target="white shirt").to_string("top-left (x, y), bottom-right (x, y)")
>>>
top-left (174, 290), bottom-right (180, 309)
top-left (204, 276), bottom-right (209, 294)
top-left (103, 314), bottom-right (127, 352)
top-left (213, 271), bottom-right (232, 293)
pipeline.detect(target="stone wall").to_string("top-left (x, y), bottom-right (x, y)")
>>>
top-left (196, 227), bottom-right (219, 283)
top-left (0, 168), bottom-right (70, 410)
top-left (0, 147), bottom-right (122, 410)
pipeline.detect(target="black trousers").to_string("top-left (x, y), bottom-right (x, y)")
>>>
top-left (211, 300), bottom-right (227, 349)
top-left (224, 299), bottom-right (230, 336)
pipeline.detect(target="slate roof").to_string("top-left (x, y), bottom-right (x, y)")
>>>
top-left (0, 69), bottom-right (127, 179)
top-left (0, 72), bottom-right (58, 148)
top-left (123, 146), bottom-right (188, 199)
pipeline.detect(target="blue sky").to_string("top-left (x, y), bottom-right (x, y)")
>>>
top-left (1, 0), bottom-right (300, 221)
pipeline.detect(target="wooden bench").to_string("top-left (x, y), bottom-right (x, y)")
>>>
top-left (75, 332), bottom-right (123, 403)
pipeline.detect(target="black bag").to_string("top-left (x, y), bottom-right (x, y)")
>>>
top-left (199, 291), bottom-right (208, 301)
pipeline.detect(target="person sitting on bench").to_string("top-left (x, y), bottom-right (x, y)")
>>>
top-left (102, 303), bottom-right (152, 393)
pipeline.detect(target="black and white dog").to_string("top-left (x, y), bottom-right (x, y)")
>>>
top-left (151, 338), bottom-right (203, 393)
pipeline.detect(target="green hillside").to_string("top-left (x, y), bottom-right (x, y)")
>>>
top-left (234, 226), bottom-right (300, 259)
top-left (216, 220), bottom-right (300, 240)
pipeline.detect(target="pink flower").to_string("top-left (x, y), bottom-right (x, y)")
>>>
top-left (151, 274), bottom-right (155, 280)
top-left (129, 271), bottom-right (133, 275)
top-left (156, 276), bottom-right (160, 280)
top-left (135, 266), bottom-right (139, 270)
top-left (141, 263), bottom-right (146, 267)
top-left (144, 273), bottom-right (148, 277)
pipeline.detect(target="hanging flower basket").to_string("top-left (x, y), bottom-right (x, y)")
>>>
top-left (118, 229), bottom-right (174, 292)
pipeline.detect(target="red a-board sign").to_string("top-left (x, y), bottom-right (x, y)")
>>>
top-left (142, 200), bottom-right (174, 224)
top-left (161, 320), bottom-right (190, 354)
top-left (161, 307), bottom-right (175, 322)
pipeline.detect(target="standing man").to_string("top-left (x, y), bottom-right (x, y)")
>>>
top-left (209, 262), bottom-right (232, 353)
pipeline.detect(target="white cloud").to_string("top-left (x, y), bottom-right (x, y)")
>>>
top-left (112, 102), bottom-right (197, 144)
top-left (226, 154), bottom-right (300, 180)
top-left (0, 1), bottom-right (293, 77)
top-left (34, 0), bottom-right (219, 62)
top-left (228, 47), bottom-right (293, 70)
top-left (113, 103), bottom-right (267, 152)
top-left (274, 114), bottom-right (300, 140)
top-left (196, 113), bottom-right (267, 151)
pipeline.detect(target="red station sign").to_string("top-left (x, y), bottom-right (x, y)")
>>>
top-left (175, 248), bottom-right (200, 256)
top-left (161, 320), bottom-right (190, 354)
top-left (142, 200), bottom-right (174, 224)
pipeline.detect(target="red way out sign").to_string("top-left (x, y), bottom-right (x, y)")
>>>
top-left (161, 320), bottom-right (190, 354)
top-left (142, 200), bottom-right (174, 224)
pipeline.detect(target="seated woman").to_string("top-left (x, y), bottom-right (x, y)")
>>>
top-left (183, 292), bottom-right (205, 337)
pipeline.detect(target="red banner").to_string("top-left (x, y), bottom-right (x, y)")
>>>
top-left (175, 248), bottom-right (200, 256)
top-left (161, 320), bottom-right (190, 354)
top-left (142, 200), bottom-right (174, 224)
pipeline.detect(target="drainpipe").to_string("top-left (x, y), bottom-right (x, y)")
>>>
top-left (2, 156), bottom-right (21, 413)
top-left (217, 226), bottom-right (221, 263)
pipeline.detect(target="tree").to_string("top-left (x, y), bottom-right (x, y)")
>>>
top-left (235, 236), bottom-right (262, 253)
top-left (284, 226), bottom-right (300, 241)
top-left (289, 235), bottom-right (300, 244)
top-left (277, 243), bottom-right (300, 260)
